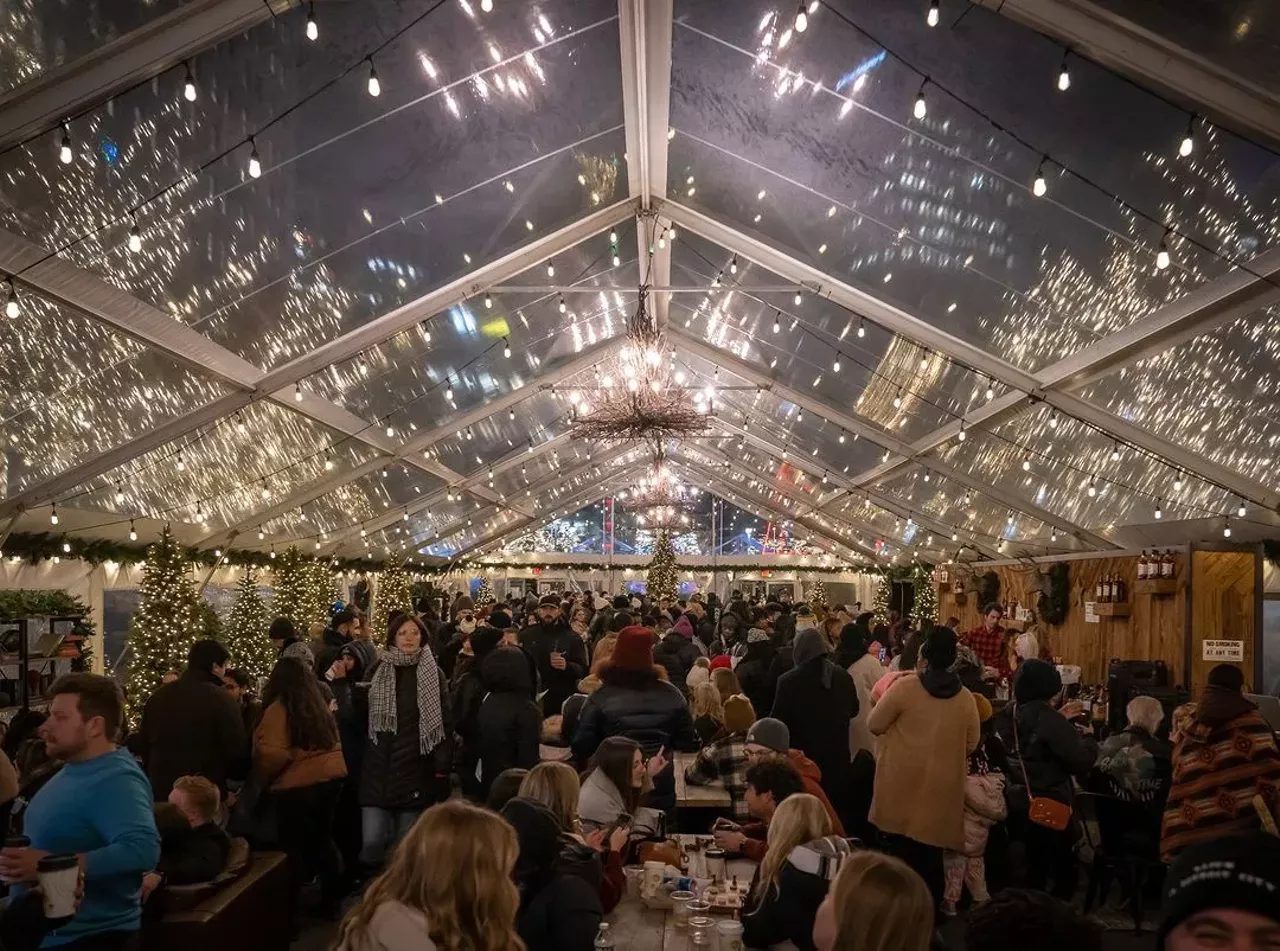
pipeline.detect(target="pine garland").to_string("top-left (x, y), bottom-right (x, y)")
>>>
top-left (125, 527), bottom-right (202, 722)
top-left (646, 530), bottom-right (678, 601)
top-left (223, 569), bottom-right (275, 688)
top-left (375, 563), bottom-right (413, 629)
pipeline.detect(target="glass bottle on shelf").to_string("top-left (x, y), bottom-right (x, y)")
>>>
top-left (1137, 551), bottom-right (1148, 580)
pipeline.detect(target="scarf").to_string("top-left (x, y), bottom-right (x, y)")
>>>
top-left (368, 646), bottom-right (445, 755)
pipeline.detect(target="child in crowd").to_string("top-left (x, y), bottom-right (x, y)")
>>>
top-left (941, 703), bottom-right (1006, 916)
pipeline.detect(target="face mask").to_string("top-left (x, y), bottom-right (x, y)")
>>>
top-left (459, 618), bottom-right (476, 634)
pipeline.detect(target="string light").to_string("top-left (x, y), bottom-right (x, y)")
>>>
top-left (183, 63), bottom-right (197, 102)
top-left (794, 2), bottom-right (808, 32)
top-left (1056, 51), bottom-right (1071, 91)
top-left (367, 59), bottom-right (381, 97)
top-left (484, 293), bottom-right (493, 309)
top-left (4, 284), bottom-right (17, 319)
top-left (445, 381), bottom-right (454, 401)
top-left (176, 453), bottom-right (185, 472)
top-left (832, 354), bottom-right (841, 372)
top-left (1154, 500), bottom-right (1163, 519)
top-left (324, 451), bottom-right (335, 471)
top-left (926, 0), bottom-right (939, 27)
top-left (114, 481), bottom-right (125, 503)
top-left (985, 379), bottom-right (995, 401)
top-left (1237, 499), bottom-right (1247, 518)
top-left (1021, 454), bottom-right (1031, 471)
top-left (1087, 477), bottom-right (1096, 498)
top-left (729, 255), bottom-right (738, 274)
top-left (294, 382), bottom-right (303, 402)
top-left (1179, 117), bottom-right (1195, 157)
top-left (1110, 442), bottom-right (1121, 462)
top-left (503, 338), bottom-right (511, 358)
top-left (258, 527), bottom-right (265, 540)
top-left (1156, 232), bottom-right (1171, 270)
top-left (50, 505), bottom-right (58, 526)
top-left (247, 138), bottom-right (262, 178)
top-left (558, 295), bottom-right (567, 314)
top-left (794, 290), bottom-right (802, 306)
top-left (128, 216), bottom-right (142, 253)
top-left (892, 389), bottom-right (903, 409)
top-left (1048, 409), bottom-right (1058, 428)
top-left (481, 0), bottom-right (493, 10)
top-left (912, 80), bottom-right (927, 120)
top-left (772, 312), bottom-right (781, 334)
top-left (58, 124), bottom-right (72, 164)
top-left (857, 319), bottom-right (866, 338)
top-left (1223, 517), bottom-right (1232, 538)
top-left (1173, 472), bottom-right (1183, 491)
top-left (305, 1), bottom-right (318, 40)
top-left (956, 423), bottom-right (966, 442)
top-left (1032, 158), bottom-right (1048, 197)
top-left (129, 520), bottom-right (137, 541)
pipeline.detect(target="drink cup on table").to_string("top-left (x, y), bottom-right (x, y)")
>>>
top-left (37, 854), bottom-right (79, 925)
top-left (670, 890), bottom-right (694, 930)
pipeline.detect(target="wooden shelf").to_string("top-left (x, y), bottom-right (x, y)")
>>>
top-left (1134, 578), bottom-right (1179, 597)
top-left (1094, 602), bottom-right (1131, 617)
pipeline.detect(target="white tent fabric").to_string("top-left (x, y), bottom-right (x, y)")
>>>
top-left (0, 0), bottom-right (1276, 567)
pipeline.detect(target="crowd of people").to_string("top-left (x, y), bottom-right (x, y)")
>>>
top-left (0, 586), bottom-right (1276, 951)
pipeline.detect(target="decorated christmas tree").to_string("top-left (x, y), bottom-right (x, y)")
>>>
top-left (223, 569), bottom-right (275, 687)
top-left (375, 562), bottom-right (413, 628)
top-left (306, 561), bottom-right (338, 631)
top-left (474, 574), bottom-right (495, 606)
top-left (805, 579), bottom-right (827, 610)
top-left (269, 546), bottom-right (311, 628)
top-left (872, 574), bottom-right (892, 629)
top-left (647, 530), bottom-right (678, 601)
top-left (125, 527), bottom-right (202, 721)
top-left (911, 566), bottom-right (938, 628)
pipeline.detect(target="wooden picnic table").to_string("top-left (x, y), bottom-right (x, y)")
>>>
top-left (673, 750), bottom-right (733, 808)
top-left (607, 835), bottom-right (763, 950)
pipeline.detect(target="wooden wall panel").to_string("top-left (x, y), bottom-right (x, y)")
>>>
top-left (1190, 550), bottom-right (1257, 692)
top-left (936, 554), bottom-right (1186, 685)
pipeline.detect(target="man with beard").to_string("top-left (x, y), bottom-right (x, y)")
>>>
top-left (520, 595), bottom-right (588, 716)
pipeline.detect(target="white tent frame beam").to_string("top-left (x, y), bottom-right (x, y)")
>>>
top-left (0, 204), bottom-right (632, 521)
top-left (973, 0), bottom-right (1280, 151)
top-left (671, 324), bottom-right (1116, 549)
top-left (619, 0), bottom-right (673, 329)
top-left (663, 200), bottom-right (1280, 512)
top-left (0, 0), bottom-right (289, 151)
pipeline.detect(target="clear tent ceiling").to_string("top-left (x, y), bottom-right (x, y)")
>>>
top-left (1, 0), bottom-right (1278, 567)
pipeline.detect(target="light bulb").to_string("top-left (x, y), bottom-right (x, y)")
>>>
top-left (1032, 164), bottom-right (1047, 197)
top-left (367, 61), bottom-right (381, 97)
top-left (50, 506), bottom-right (58, 525)
top-left (1048, 410), bottom-right (1058, 428)
top-left (324, 453), bottom-right (334, 471)
top-left (115, 482), bottom-right (125, 504)
top-left (248, 141), bottom-right (261, 178)
top-left (481, 0), bottom-right (493, 10)
top-left (258, 528), bottom-right (265, 540)
top-left (957, 425), bottom-right (966, 442)
top-left (129, 521), bottom-right (137, 541)
top-left (385, 422), bottom-right (394, 438)
top-left (5, 286), bottom-right (18, 319)
top-left (794, 2), bottom-right (808, 32)
top-left (893, 390), bottom-right (902, 409)
top-left (729, 256), bottom-right (738, 274)
top-left (558, 296), bottom-right (567, 313)
top-left (59, 126), bottom-right (72, 164)
top-left (1111, 444), bottom-right (1120, 462)
top-left (484, 294), bottom-right (492, 309)
top-left (913, 90), bottom-right (927, 120)
top-left (128, 221), bottom-right (142, 252)
top-left (1155, 501), bottom-right (1163, 520)
top-left (1022, 455), bottom-right (1031, 471)
top-left (294, 382), bottom-right (302, 402)
top-left (1087, 479), bottom-right (1096, 498)
top-left (833, 355), bottom-right (841, 372)
top-left (794, 291), bottom-right (802, 305)
top-left (839, 431), bottom-right (846, 444)
top-left (857, 320), bottom-right (866, 338)
top-left (1238, 500), bottom-right (1247, 517)
top-left (612, 253), bottom-right (621, 267)
top-left (1223, 518), bottom-right (1232, 538)
top-left (1057, 64), bottom-right (1071, 91)
top-left (445, 383), bottom-right (454, 401)
top-left (176, 454), bottom-right (185, 471)
top-left (503, 338), bottom-right (511, 358)
top-left (183, 66), bottom-right (197, 102)
top-left (609, 230), bottom-right (618, 244)
top-left (926, 0), bottom-right (939, 26)
top-left (1179, 121), bottom-right (1194, 157)
top-left (985, 381), bottom-right (995, 401)
top-left (1156, 234), bottom-right (1170, 270)
top-left (1174, 473), bottom-right (1183, 491)
top-left (305, 2), bottom-right (318, 40)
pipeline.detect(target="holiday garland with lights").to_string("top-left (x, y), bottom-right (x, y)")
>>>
top-left (375, 563), bottom-right (413, 627)
top-left (125, 527), bottom-right (203, 721)
top-left (646, 530), bottom-right (678, 601)
top-left (223, 569), bottom-right (275, 688)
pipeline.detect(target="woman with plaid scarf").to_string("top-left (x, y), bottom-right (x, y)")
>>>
top-left (358, 612), bottom-right (452, 867)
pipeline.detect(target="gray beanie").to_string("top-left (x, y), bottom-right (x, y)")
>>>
top-left (280, 640), bottom-right (316, 670)
top-left (745, 717), bottom-right (790, 753)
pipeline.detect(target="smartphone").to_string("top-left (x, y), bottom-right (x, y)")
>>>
top-left (603, 812), bottom-right (632, 839)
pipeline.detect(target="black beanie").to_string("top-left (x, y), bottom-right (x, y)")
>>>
top-left (487, 609), bottom-right (512, 630)
top-left (921, 627), bottom-right (957, 670)
top-left (1013, 658), bottom-right (1062, 704)
top-left (268, 618), bottom-right (295, 641)
top-left (1158, 836), bottom-right (1280, 945)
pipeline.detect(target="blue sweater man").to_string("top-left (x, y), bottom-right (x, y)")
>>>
top-left (0, 675), bottom-right (159, 949)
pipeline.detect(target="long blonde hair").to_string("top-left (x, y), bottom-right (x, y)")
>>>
top-left (690, 681), bottom-right (724, 722)
top-left (711, 667), bottom-right (742, 700)
top-left (519, 762), bottom-right (582, 834)
top-left (334, 801), bottom-right (523, 951)
top-left (755, 793), bottom-right (831, 906)
top-left (824, 850), bottom-right (933, 951)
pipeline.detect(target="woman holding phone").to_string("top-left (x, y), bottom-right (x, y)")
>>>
top-left (577, 736), bottom-right (669, 837)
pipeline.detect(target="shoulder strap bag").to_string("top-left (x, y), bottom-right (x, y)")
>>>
top-left (1012, 703), bottom-right (1072, 832)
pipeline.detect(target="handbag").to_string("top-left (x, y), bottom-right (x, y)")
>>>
top-left (1011, 704), bottom-right (1072, 832)
top-left (227, 775), bottom-right (279, 847)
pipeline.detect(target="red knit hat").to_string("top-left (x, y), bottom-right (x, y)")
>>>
top-left (709, 654), bottom-right (733, 671)
top-left (610, 625), bottom-right (656, 670)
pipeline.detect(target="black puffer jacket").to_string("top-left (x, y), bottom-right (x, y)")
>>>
top-left (742, 838), bottom-right (850, 951)
top-left (358, 661), bottom-right (452, 810)
top-left (477, 648), bottom-right (542, 797)
top-left (735, 641), bottom-right (777, 717)
top-left (571, 677), bottom-right (699, 762)
top-left (653, 631), bottom-right (699, 693)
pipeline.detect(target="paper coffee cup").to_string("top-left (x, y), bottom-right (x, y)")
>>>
top-left (37, 854), bottom-right (78, 922)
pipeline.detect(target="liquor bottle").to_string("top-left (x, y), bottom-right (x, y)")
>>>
top-left (1162, 550), bottom-right (1175, 579)
top-left (1105, 575), bottom-right (1115, 603)
top-left (1114, 574), bottom-right (1126, 603)
top-left (594, 923), bottom-right (615, 951)
top-left (1095, 577), bottom-right (1104, 602)
top-left (1137, 551), bottom-right (1148, 580)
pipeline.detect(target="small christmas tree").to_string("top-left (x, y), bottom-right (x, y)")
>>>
top-left (912, 566), bottom-right (938, 628)
top-left (270, 546), bottom-right (311, 629)
top-left (223, 569), bottom-right (275, 688)
top-left (647, 530), bottom-right (678, 601)
top-left (125, 527), bottom-right (202, 721)
top-left (474, 574), bottom-right (495, 606)
top-left (305, 561), bottom-right (337, 631)
top-left (375, 563), bottom-right (413, 629)
top-left (805, 579), bottom-right (827, 610)
top-left (872, 575), bottom-right (892, 629)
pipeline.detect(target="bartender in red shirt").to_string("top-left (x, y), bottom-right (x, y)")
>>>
top-left (959, 603), bottom-right (1012, 679)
